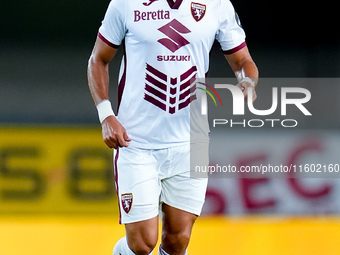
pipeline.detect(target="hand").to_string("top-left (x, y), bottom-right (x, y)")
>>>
top-left (236, 81), bottom-right (257, 103)
top-left (101, 116), bottom-right (131, 149)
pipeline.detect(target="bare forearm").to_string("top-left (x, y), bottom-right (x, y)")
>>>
top-left (87, 56), bottom-right (110, 105)
top-left (225, 46), bottom-right (259, 86)
top-left (87, 37), bottom-right (130, 148)
top-left (87, 37), bottom-right (118, 105)
top-left (225, 46), bottom-right (259, 102)
top-left (235, 59), bottom-right (259, 87)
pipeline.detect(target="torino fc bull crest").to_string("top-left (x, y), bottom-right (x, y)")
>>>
top-left (121, 193), bottom-right (133, 214)
top-left (191, 2), bottom-right (206, 22)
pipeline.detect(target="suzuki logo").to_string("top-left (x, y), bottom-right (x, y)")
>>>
top-left (158, 19), bottom-right (191, 53)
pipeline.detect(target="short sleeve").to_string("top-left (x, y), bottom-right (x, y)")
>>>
top-left (98, 0), bottom-right (127, 48)
top-left (215, 0), bottom-right (246, 54)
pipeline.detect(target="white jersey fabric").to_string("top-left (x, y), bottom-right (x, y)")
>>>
top-left (99, 0), bottom-right (246, 149)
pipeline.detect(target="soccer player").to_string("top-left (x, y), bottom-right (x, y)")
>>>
top-left (87, 0), bottom-right (258, 254)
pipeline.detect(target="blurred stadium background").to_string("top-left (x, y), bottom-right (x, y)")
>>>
top-left (1, 0), bottom-right (340, 254)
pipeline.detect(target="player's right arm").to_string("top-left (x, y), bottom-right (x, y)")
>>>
top-left (87, 36), bottom-right (131, 149)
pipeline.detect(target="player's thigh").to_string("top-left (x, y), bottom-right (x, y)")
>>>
top-left (161, 203), bottom-right (197, 235)
top-left (115, 147), bottom-right (161, 224)
top-left (125, 215), bottom-right (159, 252)
top-left (161, 204), bottom-right (197, 251)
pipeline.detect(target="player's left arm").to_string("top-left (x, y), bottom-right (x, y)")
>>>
top-left (225, 46), bottom-right (259, 102)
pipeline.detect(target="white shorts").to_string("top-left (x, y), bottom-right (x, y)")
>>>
top-left (113, 143), bottom-right (209, 224)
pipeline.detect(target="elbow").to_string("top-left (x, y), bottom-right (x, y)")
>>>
top-left (88, 54), bottom-right (96, 72)
top-left (87, 55), bottom-right (104, 78)
top-left (87, 55), bottom-right (94, 82)
top-left (88, 54), bottom-right (108, 71)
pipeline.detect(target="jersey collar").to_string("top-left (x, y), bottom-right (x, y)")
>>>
top-left (166, 0), bottom-right (183, 9)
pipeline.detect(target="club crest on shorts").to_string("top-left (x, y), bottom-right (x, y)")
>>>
top-left (121, 193), bottom-right (133, 214)
top-left (191, 2), bottom-right (206, 22)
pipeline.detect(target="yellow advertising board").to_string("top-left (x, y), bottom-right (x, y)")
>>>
top-left (0, 126), bottom-right (118, 214)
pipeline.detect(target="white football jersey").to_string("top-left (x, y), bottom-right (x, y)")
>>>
top-left (99, 0), bottom-right (246, 149)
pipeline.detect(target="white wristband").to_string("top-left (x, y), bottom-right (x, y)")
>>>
top-left (240, 77), bottom-right (255, 87)
top-left (96, 100), bottom-right (115, 123)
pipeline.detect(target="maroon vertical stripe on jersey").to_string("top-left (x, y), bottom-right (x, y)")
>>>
top-left (114, 148), bottom-right (122, 224)
top-left (117, 43), bottom-right (127, 113)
